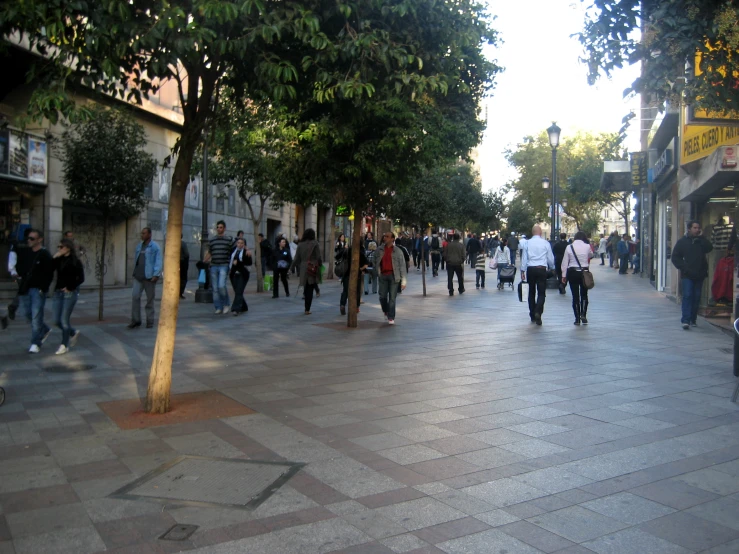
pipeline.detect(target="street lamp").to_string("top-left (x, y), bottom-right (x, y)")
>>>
top-left (546, 122), bottom-right (561, 240)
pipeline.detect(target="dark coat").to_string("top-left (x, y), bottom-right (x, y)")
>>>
top-left (53, 256), bottom-right (85, 291)
top-left (291, 240), bottom-right (322, 286)
top-left (671, 234), bottom-right (713, 279)
top-left (552, 240), bottom-right (568, 263)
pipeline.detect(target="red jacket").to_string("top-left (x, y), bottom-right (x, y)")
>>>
top-left (711, 255), bottom-right (734, 302)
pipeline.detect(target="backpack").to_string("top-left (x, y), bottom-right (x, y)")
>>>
top-left (431, 236), bottom-right (440, 250)
top-left (334, 248), bottom-right (349, 278)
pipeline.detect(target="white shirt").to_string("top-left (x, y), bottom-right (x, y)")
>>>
top-left (494, 246), bottom-right (511, 265)
top-left (597, 237), bottom-right (608, 255)
top-left (561, 240), bottom-right (593, 274)
top-left (521, 235), bottom-right (554, 272)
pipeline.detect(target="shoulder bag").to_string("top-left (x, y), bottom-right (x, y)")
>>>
top-left (306, 243), bottom-right (319, 278)
top-left (570, 244), bottom-right (594, 289)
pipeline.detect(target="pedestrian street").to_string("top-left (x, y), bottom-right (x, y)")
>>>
top-left (1, 262), bottom-right (738, 554)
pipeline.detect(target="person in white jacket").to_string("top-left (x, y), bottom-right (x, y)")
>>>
top-left (596, 234), bottom-right (608, 265)
top-left (494, 239), bottom-right (511, 289)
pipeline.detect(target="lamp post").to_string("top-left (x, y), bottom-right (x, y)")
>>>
top-left (543, 123), bottom-right (561, 241)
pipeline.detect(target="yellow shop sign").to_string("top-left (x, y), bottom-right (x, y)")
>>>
top-left (682, 125), bottom-right (739, 165)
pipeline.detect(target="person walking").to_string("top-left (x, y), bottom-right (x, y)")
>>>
top-left (335, 233), bottom-right (347, 254)
top-left (429, 232), bottom-right (442, 277)
top-left (272, 237), bottom-right (292, 298)
top-left (375, 231), bottom-right (407, 325)
top-left (507, 233), bottom-right (519, 267)
top-left (229, 238), bottom-right (252, 315)
top-left (441, 235), bottom-right (448, 271)
top-left (552, 233), bottom-right (569, 294)
top-left (412, 232), bottom-right (422, 270)
top-left (51, 237), bottom-right (85, 354)
top-left (520, 225), bottom-right (554, 325)
top-left (128, 227), bottom-right (162, 329)
top-left (258, 233), bottom-right (273, 277)
top-left (445, 232), bottom-right (466, 296)
top-left (16, 229), bottom-right (54, 352)
top-left (466, 233), bottom-right (481, 268)
top-left (597, 234), bottom-right (608, 265)
top-left (617, 234), bottom-right (630, 274)
top-left (364, 241), bottom-right (378, 295)
top-left (340, 246), bottom-right (368, 315)
top-left (291, 228), bottom-right (322, 315)
top-left (607, 231), bottom-right (620, 269)
top-left (493, 238), bottom-right (511, 289)
top-left (671, 220), bottom-right (713, 330)
top-left (364, 231), bottom-right (375, 250)
top-left (205, 220), bottom-right (233, 314)
top-left (179, 234), bottom-right (189, 299)
top-left (475, 249), bottom-right (486, 289)
top-left (561, 231), bottom-right (593, 325)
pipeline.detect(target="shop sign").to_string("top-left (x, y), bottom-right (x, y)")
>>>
top-left (682, 125), bottom-right (739, 165)
top-left (650, 149), bottom-right (673, 183)
top-left (0, 128), bottom-right (48, 185)
top-left (723, 146), bottom-right (737, 168)
top-left (630, 151), bottom-right (648, 188)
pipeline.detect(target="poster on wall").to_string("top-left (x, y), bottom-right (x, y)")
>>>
top-left (187, 176), bottom-right (200, 208)
top-left (9, 131), bottom-right (28, 178)
top-left (0, 130), bottom-right (8, 175)
top-left (228, 187), bottom-right (236, 215)
top-left (27, 138), bottom-right (47, 182)
top-left (158, 168), bottom-right (170, 203)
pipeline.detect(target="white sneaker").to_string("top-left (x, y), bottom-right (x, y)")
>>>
top-left (388, 319), bottom-right (395, 325)
top-left (214, 308), bottom-right (222, 314)
top-left (28, 344), bottom-right (40, 353)
top-left (69, 331), bottom-right (80, 347)
top-left (222, 306), bottom-right (230, 314)
top-left (55, 345), bottom-right (68, 355)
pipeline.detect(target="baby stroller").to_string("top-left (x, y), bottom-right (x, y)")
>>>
top-left (497, 265), bottom-right (516, 290)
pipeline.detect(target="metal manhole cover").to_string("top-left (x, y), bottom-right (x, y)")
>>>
top-left (44, 364), bottom-right (96, 373)
top-left (160, 524), bottom-right (198, 541)
top-left (110, 455), bottom-right (305, 510)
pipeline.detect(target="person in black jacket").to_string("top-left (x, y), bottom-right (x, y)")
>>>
top-left (671, 220), bottom-right (713, 330)
top-left (272, 237), bottom-right (292, 298)
top-left (16, 229), bottom-right (54, 353)
top-left (229, 238), bottom-right (252, 315)
top-left (51, 238), bottom-right (85, 355)
top-left (552, 233), bottom-right (569, 295)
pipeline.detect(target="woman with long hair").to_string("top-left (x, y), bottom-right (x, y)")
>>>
top-left (229, 238), bottom-right (252, 315)
top-left (51, 238), bottom-right (85, 354)
top-left (493, 238), bottom-right (511, 290)
top-left (561, 231), bottom-right (594, 325)
top-left (272, 237), bottom-right (292, 298)
top-left (291, 228), bottom-right (323, 314)
top-left (335, 233), bottom-right (347, 253)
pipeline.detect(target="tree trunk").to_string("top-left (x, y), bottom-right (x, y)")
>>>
top-left (421, 227), bottom-right (427, 296)
top-left (327, 205), bottom-right (336, 279)
top-left (145, 144), bottom-right (193, 414)
top-left (347, 212), bottom-right (362, 328)
top-left (246, 198), bottom-right (265, 293)
top-left (98, 215), bottom-right (108, 321)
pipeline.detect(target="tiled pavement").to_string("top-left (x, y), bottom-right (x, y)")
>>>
top-left (1, 262), bottom-right (739, 553)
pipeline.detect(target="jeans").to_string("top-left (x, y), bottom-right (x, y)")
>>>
top-left (209, 264), bottom-right (230, 310)
top-left (52, 289), bottom-right (78, 346)
top-left (231, 271), bottom-right (248, 312)
top-left (341, 274), bottom-right (362, 308)
top-left (273, 268), bottom-right (289, 297)
top-left (619, 253), bottom-right (629, 274)
top-left (431, 253), bottom-right (441, 275)
top-left (447, 264), bottom-right (464, 292)
top-left (412, 250), bottom-right (420, 267)
top-left (681, 278), bottom-right (703, 324)
top-left (566, 268), bottom-right (589, 320)
top-left (510, 250), bottom-right (516, 267)
top-left (526, 267), bottom-right (548, 319)
top-left (475, 269), bottom-right (485, 288)
top-left (132, 278), bottom-right (156, 324)
top-left (599, 253), bottom-right (605, 264)
top-left (364, 271), bottom-right (377, 294)
top-left (20, 288), bottom-right (49, 347)
top-left (378, 273), bottom-right (399, 319)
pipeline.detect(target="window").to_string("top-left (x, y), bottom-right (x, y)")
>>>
top-left (604, 209), bottom-right (609, 218)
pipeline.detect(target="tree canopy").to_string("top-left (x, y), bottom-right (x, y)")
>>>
top-left (578, 0), bottom-right (739, 112)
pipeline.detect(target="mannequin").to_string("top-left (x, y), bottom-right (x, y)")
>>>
top-left (711, 215), bottom-right (733, 250)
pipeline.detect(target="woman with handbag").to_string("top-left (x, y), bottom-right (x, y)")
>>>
top-left (272, 237), bottom-right (292, 298)
top-left (229, 238), bottom-right (252, 316)
top-left (290, 228), bottom-right (323, 315)
top-left (561, 231), bottom-right (594, 325)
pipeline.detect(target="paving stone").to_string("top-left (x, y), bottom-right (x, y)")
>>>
top-left (582, 527), bottom-right (691, 554)
top-left (455, 448), bottom-right (528, 470)
top-left (421, 436), bottom-right (490, 456)
top-left (432, 489), bottom-right (498, 515)
top-left (351, 433), bottom-right (416, 452)
top-left (380, 533), bottom-right (430, 552)
top-left (343, 510), bottom-right (409, 539)
top-left (630, 479), bottom-right (722, 509)
top-left (394, 426), bottom-right (457, 443)
top-left (461, 478), bottom-right (548, 508)
top-left (580, 492), bottom-right (676, 524)
top-left (527, 506), bottom-right (629, 543)
top-left (377, 445), bottom-right (447, 466)
top-left (638, 511), bottom-right (739, 551)
top-left (6, 502), bottom-right (91, 538)
top-left (437, 528), bottom-right (543, 554)
top-left (373, 498), bottom-right (467, 532)
top-left (12, 525), bottom-right (106, 554)
top-left (672, 468), bottom-right (739, 495)
top-left (686, 496), bottom-right (739, 531)
top-left (699, 539), bottom-right (739, 553)
top-left (499, 439), bottom-right (571, 459)
top-left (498, 520), bottom-right (576, 553)
top-left (511, 467), bottom-right (594, 494)
top-left (504, 422), bottom-right (569, 438)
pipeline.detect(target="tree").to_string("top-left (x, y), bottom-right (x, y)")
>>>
top-left (577, 0), bottom-right (739, 113)
top-left (205, 96), bottom-right (298, 293)
top-left (0, 0), bottom-right (334, 413)
top-left (504, 196), bottom-right (538, 236)
top-left (61, 106), bottom-right (156, 321)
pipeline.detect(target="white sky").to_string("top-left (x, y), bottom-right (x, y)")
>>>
top-left (477, 0), bottom-right (641, 191)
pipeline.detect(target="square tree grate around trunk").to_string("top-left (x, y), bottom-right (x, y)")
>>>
top-left (111, 455), bottom-right (305, 510)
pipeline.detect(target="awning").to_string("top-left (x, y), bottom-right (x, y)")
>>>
top-left (0, 178), bottom-right (46, 198)
top-left (679, 145), bottom-right (739, 202)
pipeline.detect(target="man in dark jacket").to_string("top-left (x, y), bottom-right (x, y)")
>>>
top-left (446, 233), bottom-right (466, 296)
top-left (552, 233), bottom-right (568, 294)
top-left (16, 229), bottom-right (54, 352)
top-left (507, 234), bottom-right (519, 267)
top-left (466, 234), bottom-right (481, 267)
top-left (671, 220), bottom-right (713, 330)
